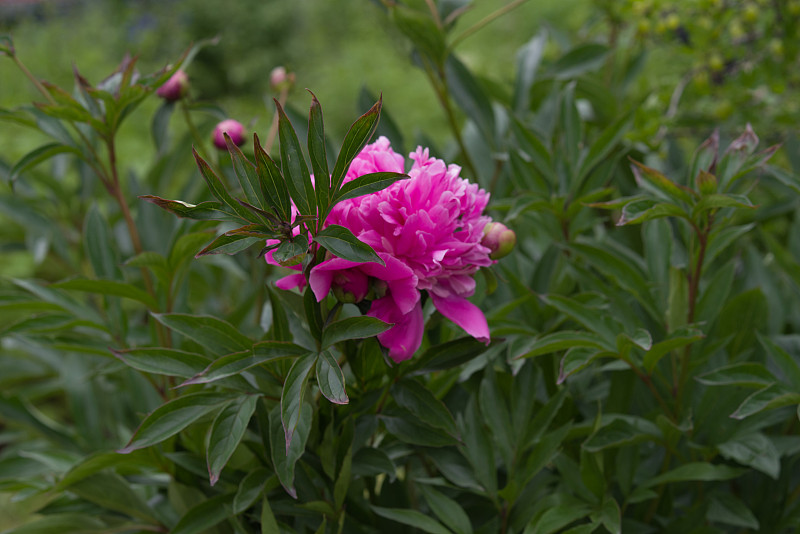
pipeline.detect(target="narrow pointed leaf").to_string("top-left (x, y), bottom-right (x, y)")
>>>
top-left (53, 279), bottom-right (157, 309)
top-left (254, 132), bottom-right (292, 220)
top-left (9, 143), bottom-right (82, 184)
top-left (275, 100), bottom-right (316, 217)
top-left (393, 379), bottom-right (459, 438)
top-left (225, 133), bottom-right (265, 209)
top-left (207, 395), bottom-right (259, 485)
top-left (118, 392), bottom-right (232, 453)
top-left (195, 233), bottom-right (261, 257)
top-left (630, 159), bottom-right (695, 204)
top-left (307, 92), bottom-right (330, 215)
top-left (152, 313), bottom-right (252, 355)
top-left (183, 341), bottom-right (308, 385)
top-left (731, 384), bottom-right (800, 419)
top-left (372, 506), bottom-right (451, 534)
top-left (139, 195), bottom-right (238, 221)
top-left (111, 347), bottom-right (210, 377)
top-left (269, 403), bottom-right (312, 498)
top-left (192, 148), bottom-right (255, 222)
top-left (331, 96), bottom-right (381, 192)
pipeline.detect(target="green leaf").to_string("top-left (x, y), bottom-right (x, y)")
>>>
top-left (193, 148), bottom-right (255, 222)
top-left (596, 497), bottom-right (621, 534)
top-left (307, 91), bottom-right (330, 216)
top-left (411, 337), bottom-right (496, 374)
top-left (281, 352), bottom-right (318, 452)
top-left (419, 484), bottom-right (473, 534)
top-left (695, 362), bottom-right (777, 387)
top-left (333, 171), bottom-right (408, 203)
top-left (330, 96), bottom-right (381, 192)
top-left (392, 379), bottom-right (459, 439)
top-left (316, 350), bottom-right (348, 404)
top-left (616, 199), bottom-right (687, 226)
top-left (261, 496), bottom-right (280, 534)
top-left (643, 327), bottom-right (705, 374)
top-left (207, 395), bottom-right (259, 485)
top-left (517, 331), bottom-right (611, 359)
top-left (275, 100), bottom-right (316, 218)
top-left (183, 341), bottom-right (308, 385)
top-left (68, 472), bottom-right (155, 522)
top-left (321, 315), bottom-right (392, 349)
top-left (171, 492), bottom-right (235, 534)
top-left (196, 233), bottom-right (262, 257)
top-left (551, 43), bottom-right (609, 79)
top-left (118, 392), bottom-right (232, 453)
top-left (352, 447), bottom-right (396, 478)
top-left (558, 347), bottom-right (612, 383)
top-left (233, 468), bottom-right (273, 514)
top-left (459, 398), bottom-right (496, 496)
top-left (691, 193), bottom-right (755, 218)
top-left (717, 432), bottom-right (780, 479)
top-left (139, 196), bottom-right (238, 221)
top-left (334, 444), bottom-right (352, 510)
top-left (254, 132), bottom-right (292, 221)
top-left (382, 408), bottom-right (457, 448)
top-left (446, 55), bottom-right (495, 146)
top-left (83, 205), bottom-right (121, 280)
top-left (151, 101), bottom-right (174, 153)
top-left (1, 514), bottom-right (106, 534)
top-left (511, 117), bottom-right (556, 187)
top-left (269, 402), bottom-right (312, 498)
top-left (111, 347), bottom-right (210, 377)
top-left (630, 159), bottom-right (695, 204)
top-left (540, 294), bottom-right (619, 344)
top-left (372, 506), bottom-right (451, 534)
top-left (152, 313), bottom-right (252, 355)
top-left (583, 418), bottom-right (660, 452)
top-left (271, 234), bottom-right (308, 265)
top-left (53, 279), bottom-right (156, 309)
top-left (314, 224), bottom-right (384, 265)
top-left (577, 112), bottom-right (632, 184)
top-left (642, 462), bottom-right (744, 488)
top-left (707, 493), bottom-right (760, 530)
top-left (513, 30), bottom-right (547, 112)
top-left (9, 142), bottom-right (82, 184)
top-left (758, 333), bottom-right (800, 389)
top-left (390, 4), bottom-right (446, 63)
top-left (731, 383), bottom-right (800, 419)
top-left (526, 503), bottom-right (592, 534)
top-left (479, 367), bottom-right (515, 467)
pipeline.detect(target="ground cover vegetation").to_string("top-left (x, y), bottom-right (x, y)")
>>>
top-left (1, 0), bottom-right (800, 533)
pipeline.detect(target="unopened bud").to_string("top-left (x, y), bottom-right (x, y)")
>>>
top-left (695, 170), bottom-right (718, 195)
top-left (213, 119), bottom-right (245, 150)
top-left (270, 66), bottom-right (295, 92)
top-left (331, 270), bottom-right (369, 304)
top-left (482, 222), bottom-right (516, 260)
top-left (156, 71), bottom-right (189, 102)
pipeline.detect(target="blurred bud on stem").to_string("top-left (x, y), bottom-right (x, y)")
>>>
top-left (156, 70), bottom-right (189, 102)
top-left (270, 66), bottom-right (296, 92)
top-left (482, 222), bottom-right (516, 260)
top-left (213, 119), bottom-right (245, 149)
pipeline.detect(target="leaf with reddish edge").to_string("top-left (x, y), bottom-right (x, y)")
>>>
top-left (330, 96), bottom-right (382, 193)
top-left (281, 352), bottom-right (318, 453)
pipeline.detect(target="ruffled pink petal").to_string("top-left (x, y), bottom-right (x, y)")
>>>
top-left (430, 293), bottom-right (490, 344)
top-left (369, 298), bottom-right (424, 362)
top-left (275, 273), bottom-right (306, 291)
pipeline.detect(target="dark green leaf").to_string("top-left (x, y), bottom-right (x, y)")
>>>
top-left (643, 327), bottom-right (705, 374)
top-left (513, 30), bottom-right (547, 112)
top-left (642, 462), bottom-right (744, 488)
top-left (381, 409), bottom-right (457, 447)
top-left (281, 352), bottom-right (318, 451)
top-left (630, 159), bottom-right (695, 204)
top-left (551, 43), bottom-right (609, 79)
top-left (9, 142), bottom-right (82, 184)
top-left (372, 506), bottom-right (451, 534)
top-left (69, 472), bottom-right (155, 522)
top-left (275, 100), bottom-right (316, 218)
top-left (53, 279), bottom-right (156, 309)
top-left (316, 350), bottom-right (348, 404)
top-left (307, 91), bottom-right (330, 216)
top-left (517, 331), bottom-right (611, 359)
top-left (226, 133), bottom-right (265, 210)
top-left (616, 199), bottom-right (687, 226)
top-left (583, 418), bottom-right (660, 452)
top-left (717, 432), bottom-right (780, 479)
top-left (758, 333), bottom-right (800, 389)
top-left (352, 447), bottom-right (396, 478)
top-left (83, 205), bottom-right (121, 280)
top-left (233, 468), bottom-right (273, 514)
top-left (183, 341), bottom-right (308, 385)
top-left (269, 403), bottom-right (312, 498)
top-left (196, 233), bottom-right (262, 257)
top-left (330, 97), bottom-right (381, 192)
top-left (321, 315), bottom-right (392, 349)
top-left (707, 493), bottom-right (760, 530)
top-left (152, 313), bottom-right (252, 355)
top-left (691, 193), bottom-right (755, 218)
top-left (139, 196), bottom-right (238, 221)
top-left (254, 132), bottom-right (292, 221)
top-left (192, 148), bottom-right (254, 222)
top-left (577, 112), bottom-right (632, 184)
top-left (731, 383), bottom-right (800, 420)
top-left (333, 171), bottom-right (408, 203)
top-left (695, 362), bottom-right (777, 387)
top-left (111, 347), bottom-right (210, 377)
top-left (419, 484), bottom-right (473, 534)
top-left (1, 514), bottom-right (106, 534)
top-left (118, 392), bottom-right (232, 453)
top-left (446, 55), bottom-right (495, 146)
top-left (151, 101), bottom-right (174, 153)
top-left (171, 493), bottom-right (235, 534)
top-left (314, 224), bottom-right (384, 265)
top-left (207, 395), bottom-right (259, 485)
top-left (393, 379), bottom-right (459, 439)
top-left (411, 337), bottom-right (496, 374)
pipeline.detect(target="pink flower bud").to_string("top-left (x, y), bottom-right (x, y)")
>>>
top-left (212, 119), bottom-right (245, 150)
top-left (481, 222), bottom-right (516, 260)
top-left (270, 66), bottom-right (295, 91)
top-left (331, 270), bottom-right (369, 304)
top-left (156, 70), bottom-right (189, 102)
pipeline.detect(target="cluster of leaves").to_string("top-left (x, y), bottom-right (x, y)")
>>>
top-left (3, 1), bottom-right (800, 533)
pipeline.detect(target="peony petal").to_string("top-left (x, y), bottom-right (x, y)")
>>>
top-left (430, 293), bottom-right (490, 344)
top-left (275, 273), bottom-right (307, 291)
top-left (369, 298), bottom-right (424, 362)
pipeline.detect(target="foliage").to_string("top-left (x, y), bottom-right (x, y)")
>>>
top-left (2, 1), bottom-right (800, 534)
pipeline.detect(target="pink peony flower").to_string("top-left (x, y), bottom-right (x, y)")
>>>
top-left (213, 119), bottom-right (245, 150)
top-left (157, 70), bottom-right (189, 102)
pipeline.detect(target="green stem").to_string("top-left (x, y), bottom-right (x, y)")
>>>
top-left (264, 86), bottom-right (289, 153)
top-left (180, 101), bottom-right (212, 162)
top-left (420, 57), bottom-right (480, 181)
top-left (12, 54), bottom-right (55, 105)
